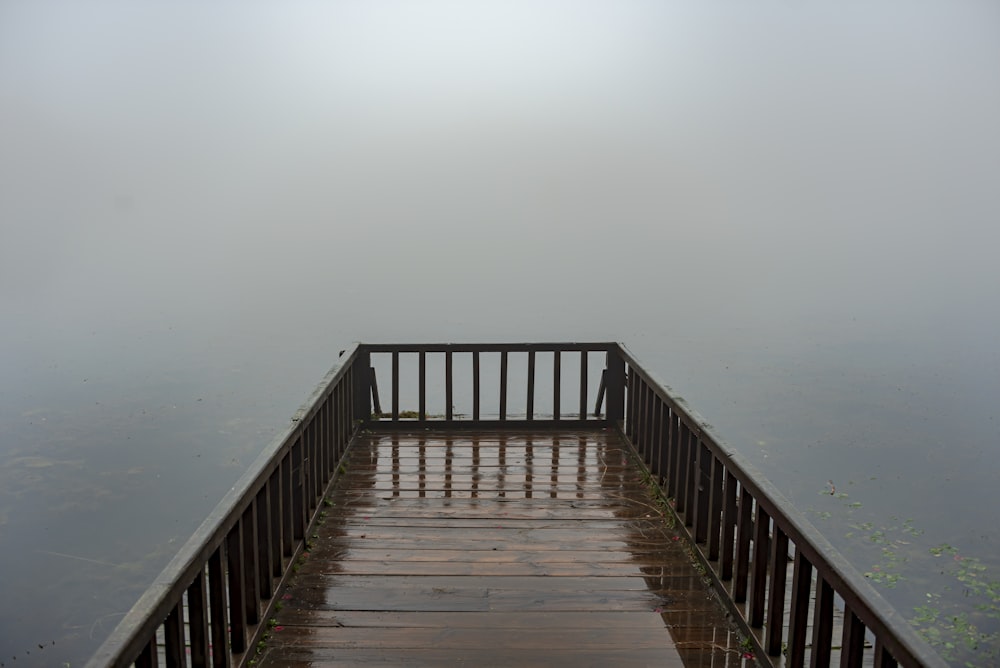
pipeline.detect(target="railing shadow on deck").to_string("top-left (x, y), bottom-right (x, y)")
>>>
top-left (86, 342), bottom-right (946, 668)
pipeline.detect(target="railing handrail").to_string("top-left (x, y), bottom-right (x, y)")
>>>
top-left (614, 342), bottom-right (947, 668)
top-left (85, 343), bottom-right (363, 668)
top-left (359, 341), bottom-right (618, 353)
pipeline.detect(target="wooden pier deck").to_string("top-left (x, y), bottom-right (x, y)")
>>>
top-left (86, 343), bottom-right (945, 668)
top-left (259, 430), bottom-right (751, 667)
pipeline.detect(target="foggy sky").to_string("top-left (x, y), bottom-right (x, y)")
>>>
top-left (3, 1), bottom-right (999, 358)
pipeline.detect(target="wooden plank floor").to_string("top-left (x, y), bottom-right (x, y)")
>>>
top-left (259, 431), bottom-right (754, 667)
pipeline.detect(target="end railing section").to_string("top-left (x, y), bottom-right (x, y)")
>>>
top-left (615, 344), bottom-right (948, 668)
top-left (357, 342), bottom-right (623, 428)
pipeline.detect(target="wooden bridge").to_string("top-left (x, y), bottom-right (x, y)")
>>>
top-left (85, 343), bottom-right (947, 668)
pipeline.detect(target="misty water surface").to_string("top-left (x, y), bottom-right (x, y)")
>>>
top-left (2, 1), bottom-right (1000, 665)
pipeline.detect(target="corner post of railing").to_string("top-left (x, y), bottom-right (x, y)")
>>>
top-left (352, 346), bottom-right (372, 426)
top-left (605, 345), bottom-right (626, 429)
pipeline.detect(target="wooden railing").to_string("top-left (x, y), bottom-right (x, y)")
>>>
top-left (85, 344), bottom-right (364, 668)
top-left (86, 342), bottom-right (945, 668)
top-left (358, 342), bottom-right (622, 427)
top-left (616, 345), bottom-right (947, 668)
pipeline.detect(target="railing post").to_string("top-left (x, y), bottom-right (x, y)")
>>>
top-left (605, 347), bottom-right (626, 428)
top-left (352, 348), bottom-right (372, 424)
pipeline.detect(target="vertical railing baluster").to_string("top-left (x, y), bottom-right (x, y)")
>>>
top-left (734, 489), bottom-right (753, 602)
top-left (650, 396), bottom-right (663, 478)
top-left (256, 485), bottom-right (273, 601)
top-left (766, 528), bottom-right (789, 654)
top-left (720, 471), bottom-right (738, 580)
top-left (330, 388), bottom-right (336, 462)
top-left (241, 504), bottom-right (260, 626)
top-left (675, 423), bottom-right (689, 514)
top-left (319, 396), bottom-right (329, 484)
top-left (841, 609), bottom-right (867, 668)
top-left (626, 369), bottom-right (637, 441)
top-left (312, 409), bottom-right (323, 497)
top-left (291, 437), bottom-right (305, 541)
top-left (811, 577), bottom-right (835, 668)
top-left (418, 351), bottom-right (426, 420)
top-left (750, 503), bottom-right (771, 627)
top-left (629, 374), bottom-right (639, 452)
top-left (553, 350), bottom-right (561, 420)
top-left (666, 410), bottom-right (679, 497)
top-left (646, 386), bottom-right (656, 467)
top-left (312, 416), bottom-right (322, 502)
top-left (163, 601), bottom-right (185, 668)
top-left (324, 393), bottom-right (332, 477)
top-left (473, 351), bottom-right (480, 421)
top-left (655, 403), bottom-right (669, 485)
top-left (136, 636), bottom-right (159, 668)
top-left (226, 522), bottom-right (247, 654)
top-left (632, 374), bottom-right (640, 449)
top-left (281, 455), bottom-right (293, 558)
top-left (693, 439), bottom-right (711, 543)
top-left (499, 351), bottom-right (508, 420)
top-left (208, 548), bottom-right (229, 668)
top-left (349, 365), bottom-right (356, 431)
top-left (707, 454), bottom-right (723, 560)
top-left (446, 350), bottom-right (454, 420)
top-left (339, 371), bottom-right (346, 437)
top-left (328, 391), bottom-right (336, 467)
top-left (369, 367), bottom-right (381, 415)
top-left (526, 350), bottom-right (535, 420)
top-left (187, 570), bottom-right (209, 667)
top-left (680, 426), bottom-right (693, 518)
top-left (269, 469), bottom-right (283, 578)
top-left (306, 423), bottom-right (317, 511)
top-left (684, 429), bottom-right (696, 525)
top-left (339, 380), bottom-right (348, 452)
top-left (788, 547), bottom-right (813, 667)
top-left (579, 351), bottom-right (588, 420)
top-left (594, 369), bottom-right (606, 417)
top-left (334, 382), bottom-right (344, 457)
top-left (315, 406), bottom-right (325, 491)
top-left (391, 351), bottom-right (399, 421)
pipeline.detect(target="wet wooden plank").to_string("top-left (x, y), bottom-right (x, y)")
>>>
top-left (284, 574), bottom-right (705, 593)
top-left (331, 502), bottom-right (672, 518)
top-left (260, 431), bottom-right (752, 668)
top-left (286, 584), bottom-right (719, 612)
top-left (306, 547), bottom-right (697, 564)
top-left (273, 608), bottom-right (735, 630)
top-left (269, 625), bottom-right (733, 649)
top-left (309, 525), bottom-right (686, 548)
top-left (261, 646), bottom-right (725, 667)
top-left (274, 608), bottom-right (740, 629)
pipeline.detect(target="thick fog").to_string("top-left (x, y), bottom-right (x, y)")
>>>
top-left (2, 1), bottom-right (1000, 664)
top-left (5, 1), bottom-right (999, 350)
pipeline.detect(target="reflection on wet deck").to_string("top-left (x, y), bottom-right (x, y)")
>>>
top-left (260, 431), bottom-right (752, 667)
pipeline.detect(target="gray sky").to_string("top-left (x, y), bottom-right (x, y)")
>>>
top-left (4, 1), bottom-right (998, 348)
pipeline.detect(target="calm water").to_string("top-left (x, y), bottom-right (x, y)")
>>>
top-left (2, 1), bottom-right (999, 665)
